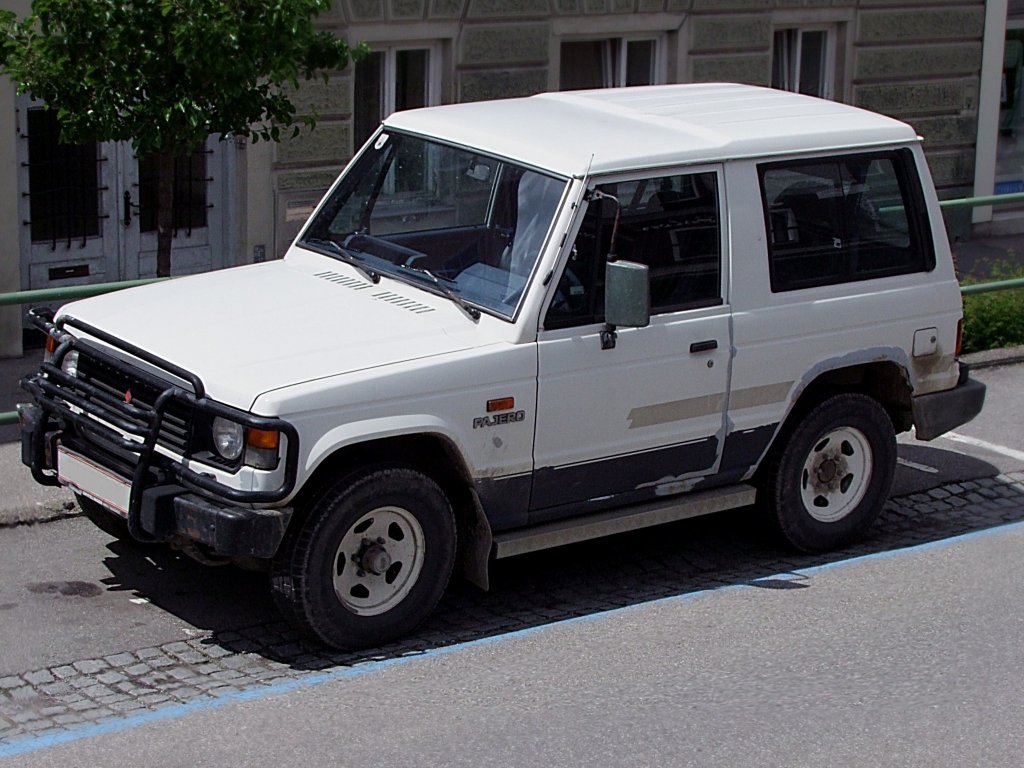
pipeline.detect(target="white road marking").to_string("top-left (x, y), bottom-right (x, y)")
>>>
top-left (897, 457), bottom-right (939, 474)
top-left (944, 431), bottom-right (1024, 463)
top-left (129, 597), bottom-right (151, 605)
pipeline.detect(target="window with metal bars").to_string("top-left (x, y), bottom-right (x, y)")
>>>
top-left (137, 150), bottom-right (211, 235)
top-left (25, 108), bottom-right (105, 247)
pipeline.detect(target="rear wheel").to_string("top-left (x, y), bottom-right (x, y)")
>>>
top-left (270, 467), bottom-right (456, 649)
top-left (765, 393), bottom-right (896, 553)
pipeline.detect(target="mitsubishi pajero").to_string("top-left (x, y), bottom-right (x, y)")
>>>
top-left (19, 84), bottom-right (985, 648)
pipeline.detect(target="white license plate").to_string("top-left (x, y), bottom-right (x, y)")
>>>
top-left (57, 446), bottom-right (131, 520)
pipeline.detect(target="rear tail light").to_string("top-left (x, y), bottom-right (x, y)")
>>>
top-left (956, 318), bottom-right (964, 357)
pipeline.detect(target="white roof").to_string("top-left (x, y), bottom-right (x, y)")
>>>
top-left (384, 83), bottom-right (919, 177)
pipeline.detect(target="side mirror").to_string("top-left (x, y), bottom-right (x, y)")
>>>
top-left (605, 260), bottom-right (650, 329)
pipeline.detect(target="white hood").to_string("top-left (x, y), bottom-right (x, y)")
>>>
top-left (57, 255), bottom-right (488, 410)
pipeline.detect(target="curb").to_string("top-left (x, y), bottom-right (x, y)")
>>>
top-left (0, 500), bottom-right (78, 528)
top-left (961, 345), bottom-right (1024, 370)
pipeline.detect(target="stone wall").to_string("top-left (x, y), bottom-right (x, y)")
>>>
top-left (265, 0), bottom-right (988, 255)
top-left (684, 0), bottom-right (985, 196)
top-left (853, 3), bottom-right (985, 196)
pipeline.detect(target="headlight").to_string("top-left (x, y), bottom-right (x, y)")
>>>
top-left (211, 417), bottom-right (244, 461)
top-left (61, 350), bottom-right (79, 378)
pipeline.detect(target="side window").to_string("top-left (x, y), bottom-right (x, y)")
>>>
top-left (760, 150), bottom-right (935, 292)
top-left (545, 171), bottom-right (722, 329)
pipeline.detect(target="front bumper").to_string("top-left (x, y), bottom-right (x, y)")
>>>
top-left (19, 309), bottom-right (299, 558)
top-left (21, 417), bottom-right (293, 558)
top-left (911, 364), bottom-right (987, 441)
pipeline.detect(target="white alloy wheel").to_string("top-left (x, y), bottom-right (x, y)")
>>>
top-left (332, 505), bottom-right (426, 617)
top-left (799, 426), bottom-right (872, 523)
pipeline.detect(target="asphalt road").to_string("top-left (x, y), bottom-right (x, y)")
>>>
top-left (0, 362), bottom-right (1022, 765)
top-left (13, 524), bottom-right (1024, 768)
top-left (3, 510), bottom-right (1023, 767)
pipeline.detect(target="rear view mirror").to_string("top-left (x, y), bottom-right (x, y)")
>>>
top-left (465, 161), bottom-right (492, 182)
top-left (605, 260), bottom-right (650, 329)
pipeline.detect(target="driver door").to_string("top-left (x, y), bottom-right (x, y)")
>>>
top-left (532, 167), bottom-right (731, 522)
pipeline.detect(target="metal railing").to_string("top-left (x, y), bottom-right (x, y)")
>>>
top-left (960, 276), bottom-right (1024, 296)
top-left (1, 279), bottom-right (168, 426)
top-left (4, 191), bottom-right (1024, 428)
top-left (0, 278), bottom-right (165, 308)
top-left (941, 192), bottom-right (1024, 296)
top-left (939, 191), bottom-right (1024, 210)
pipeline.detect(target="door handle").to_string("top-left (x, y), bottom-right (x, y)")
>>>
top-left (123, 190), bottom-right (132, 227)
top-left (690, 339), bottom-right (718, 354)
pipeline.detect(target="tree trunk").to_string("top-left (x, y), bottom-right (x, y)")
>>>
top-left (155, 150), bottom-right (175, 278)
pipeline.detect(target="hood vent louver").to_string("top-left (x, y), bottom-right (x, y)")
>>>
top-left (314, 270), bottom-right (374, 291)
top-left (314, 270), bottom-right (436, 314)
top-left (372, 291), bottom-right (435, 314)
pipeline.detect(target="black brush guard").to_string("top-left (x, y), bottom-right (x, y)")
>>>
top-left (20, 308), bottom-right (299, 557)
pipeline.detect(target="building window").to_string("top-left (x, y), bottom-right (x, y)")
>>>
top-left (25, 108), bottom-right (102, 246)
top-left (560, 38), bottom-right (660, 90)
top-left (354, 46), bottom-right (438, 150)
top-left (772, 28), bottom-right (834, 99)
top-left (137, 150), bottom-right (210, 235)
top-left (997, 27), bottom-right (1024, 194)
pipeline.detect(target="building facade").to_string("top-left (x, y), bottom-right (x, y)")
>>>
top-left (0, 0), bottom-right (1012, 357)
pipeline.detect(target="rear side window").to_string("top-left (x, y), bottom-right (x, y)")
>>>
top-left (759, 149), bottom-right (934, 292)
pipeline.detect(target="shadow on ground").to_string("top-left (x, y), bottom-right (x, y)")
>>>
top-left (93, 446), bottom-right (1020, 672)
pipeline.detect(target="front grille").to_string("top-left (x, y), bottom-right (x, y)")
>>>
top-left (24, 307), bottom-right (298, 508)
top-left (73, 351), bottom-right (195, 455)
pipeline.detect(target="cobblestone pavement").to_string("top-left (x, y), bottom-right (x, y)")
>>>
top-left (3, 472), bottom-right (1024, 750)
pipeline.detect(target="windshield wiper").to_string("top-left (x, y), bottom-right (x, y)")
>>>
top-left (305, 238), bottom-right (380, 284)
top-left (396, 265), bottom-right (481, 321)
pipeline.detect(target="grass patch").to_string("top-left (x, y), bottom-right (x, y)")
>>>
top-left (961, 259), bottom-right (1024, 354)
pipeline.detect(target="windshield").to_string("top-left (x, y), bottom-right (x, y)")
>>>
top-left (300, 131), bottom-right (567, 319)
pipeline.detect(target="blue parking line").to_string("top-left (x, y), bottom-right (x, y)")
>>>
top-left (3, 518), bottom-right (1023, 759)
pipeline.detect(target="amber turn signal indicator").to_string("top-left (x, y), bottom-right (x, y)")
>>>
top-left (245, 428), bottom-right (280, 450)
top-left (486, 397), bottom-right (515, 413)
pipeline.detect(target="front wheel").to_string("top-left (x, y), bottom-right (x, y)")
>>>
top-left (764, 393), bottom-right (896, 553)
top-left (270, 467), bottom-right (457, 649)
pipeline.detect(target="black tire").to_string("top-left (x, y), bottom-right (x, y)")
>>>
top-left (76, 493), bottom-right (134, 542)
top-left (270, 467), bottom-right (457, 650)
top-left (764, 393), bottom-right (896, 553)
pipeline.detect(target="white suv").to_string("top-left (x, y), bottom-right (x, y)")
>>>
top-left (20, 84), bottom-right (985, 649)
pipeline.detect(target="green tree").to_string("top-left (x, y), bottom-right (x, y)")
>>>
top-left (0, 0), bottom-right (360, 276)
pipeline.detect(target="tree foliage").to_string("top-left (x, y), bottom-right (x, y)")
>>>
top-left (0, 0), bottom-right (361, 275)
